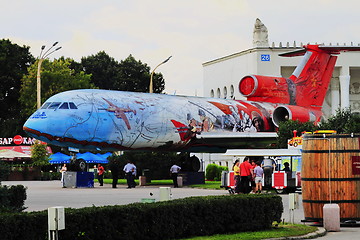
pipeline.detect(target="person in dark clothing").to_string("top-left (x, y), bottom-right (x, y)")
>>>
top-left (110, 164), bottom-right (120, 188)
top-left (282, 162), bottom-right (291, 172)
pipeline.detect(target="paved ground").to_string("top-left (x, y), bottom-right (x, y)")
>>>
top-left (3, 181), bottom-right (360, 239)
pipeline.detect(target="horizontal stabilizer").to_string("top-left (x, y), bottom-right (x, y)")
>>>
top-left (279, 45), bottom-right (360, 57)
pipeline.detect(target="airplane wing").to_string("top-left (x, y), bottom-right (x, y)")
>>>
top-left (187, 132), bottom-right (278, 152)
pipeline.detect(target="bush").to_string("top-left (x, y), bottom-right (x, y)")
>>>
top-left (0, 185), bottom-right (27, 213)
top-left (206, 164), bottom-right (228, 181)
top-left (0, 194), bottom-right (283, 240)
top-left (41, 171), bottom-right (61, 180)
top-left (0, 161), bottom-right (10, 183)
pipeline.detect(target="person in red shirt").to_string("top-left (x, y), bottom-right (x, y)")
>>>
top-left (97, 164), bottom-right (105, 186)
top-left (239, 157), bottom-right (253, 194)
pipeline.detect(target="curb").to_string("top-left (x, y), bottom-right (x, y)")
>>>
top-left (265, 227), bottom-right (326, 240)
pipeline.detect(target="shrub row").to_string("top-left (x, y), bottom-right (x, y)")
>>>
top-left (0, 194), bottom-right (283, 240)
top-left (0, 185), bottom-right (27, 213)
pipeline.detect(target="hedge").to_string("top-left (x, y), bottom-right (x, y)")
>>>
top-left (0, 194), bottom-right (283, 240)
top-left (0, 185), bottom-right (27, 212)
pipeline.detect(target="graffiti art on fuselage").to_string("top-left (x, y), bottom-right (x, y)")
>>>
top-left (26, 90), bottom-right (276, 150)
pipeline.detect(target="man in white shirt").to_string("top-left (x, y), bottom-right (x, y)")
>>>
top-left (170, 164), bottom-right (181, 188)
top-left (123, 161), bottom-right (136, 188)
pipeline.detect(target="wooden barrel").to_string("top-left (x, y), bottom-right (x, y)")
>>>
top-left (302, 134), bottom-right (360, 221)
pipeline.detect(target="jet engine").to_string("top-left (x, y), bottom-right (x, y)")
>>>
top-left (272, 105), bottom-right (322, 127)
top-left (239, 75), bottom-right (292, 104)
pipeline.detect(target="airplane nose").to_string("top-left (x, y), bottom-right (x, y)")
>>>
top-left (23, 111), bottom-right (48, 139)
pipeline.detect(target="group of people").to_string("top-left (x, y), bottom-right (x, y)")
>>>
top-left (233, 157), bottom-right (291, 194)
top-left (233, 157), bottom-right (264, 194)
top-left (59, 161), bottom-right (137, 189)
top-left (60, 160), bottom-right (182, 189)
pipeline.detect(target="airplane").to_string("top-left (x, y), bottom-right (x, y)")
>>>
top-left (23, 44), bottom-right (360, 153)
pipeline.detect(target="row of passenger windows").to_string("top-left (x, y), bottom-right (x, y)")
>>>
top-left (41, 102), bottom-right (78, 110)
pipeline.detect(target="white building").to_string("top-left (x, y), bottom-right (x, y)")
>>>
top-left (198, 19), bottom-right (360, 171)
top-left (203, 19), bottom-right (360, 118)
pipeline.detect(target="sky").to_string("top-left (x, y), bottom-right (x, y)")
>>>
top-left (2, 0), bottom-right (360, 96)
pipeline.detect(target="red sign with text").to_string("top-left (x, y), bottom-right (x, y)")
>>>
top-left (352, 156), bottom-right (360, 175)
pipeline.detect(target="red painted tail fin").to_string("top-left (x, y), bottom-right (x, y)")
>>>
top-left (281, 45), bottom-right (360, 108)
top-left (239, 45), bottom-right (360, 108)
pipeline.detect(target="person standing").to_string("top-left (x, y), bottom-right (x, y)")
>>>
top-left (254, 161), bottom-right (264, 193)
top-left (250, 160), bottom-right (256, 194)
top-left (170, 164), bottom-right (181, 188)
top-left (239, 157), bottom-right (253, 194)
top-left (97, 163), bottom-right (105, 186)
top-left (261, 157), bottom-right (276, 187)
top-left (110, 163), bottom-right (120, 188)
top-left (123, 160), bottom-right (136, 188)
top-left (232, 159), bottom-right (241, 194)
top-left (60, 164), bottom-right (67, 188)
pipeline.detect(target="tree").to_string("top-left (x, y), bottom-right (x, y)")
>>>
top-left (276, 120), bottom-right (317, 148)
top-left (19, 58), bottom-right (96, 117)
top-left (81, 52), bottom-right (165, 93)
top-left (31, 141), bottom-right (50, 166)
top-left (81, 51), bottom-right (120, 90)
top-left (319, 108), bottom-right (360, 133)
top-left (116, 55), bottom-right (165, 93)
top-left (0, 39), bottom-right (35, 137)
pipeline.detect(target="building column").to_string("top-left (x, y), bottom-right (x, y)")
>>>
top-left (330, 78), bottom-right (340, 115)
top-left (339, 75), bottom-right (351, 109)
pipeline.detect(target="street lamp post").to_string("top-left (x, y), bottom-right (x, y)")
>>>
top-left (149, 56), bottom-right (172, 93)
top-left (36, 42), bottom-right (62, 109)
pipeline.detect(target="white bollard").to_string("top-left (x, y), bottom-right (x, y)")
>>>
top-left (159, 187), bottom-right (171, 201)
top-left (323, 204), bottom-right (340, 232)
top-left (177, 176), bottom-right (183, 187)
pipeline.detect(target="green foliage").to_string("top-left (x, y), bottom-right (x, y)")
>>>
top-left (0, 194), bottom-right (283, 240)
top-left (30, 141), bottom-right (50, 166)
top-left (0, 161), bottom-right (11, 183)
top-left (19, 58), bottom-right (96, 117)
top-left (319, 108), bottom-right (360, 133)
top-left (0, 39), bottom-right (35, 137)
top-left (0, 185), bottom-right (27, 213)
top-left (205, 164), bottom-right (228, 181)
top-left (276, 120), bottom-right (317, 148)
top-left (117, 55), bottom-right (165, 93)
top-left (81, 51), bottom-right (121, 90)
top-left (81, 52), bottom-right (165, 93)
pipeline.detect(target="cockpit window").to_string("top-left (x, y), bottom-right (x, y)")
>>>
top-left (41, 102), bottom-right (51, 109)
top-left (69, 102), bottom-right (78, 109)
top-left (48, 102), bottom-right (62, 109)
top-left (59, 102), bottom-right (69, 109)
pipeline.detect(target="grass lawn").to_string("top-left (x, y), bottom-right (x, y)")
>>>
top-left (181, 223), bottom-right (318, 240)
top-left (102, 178), bottom-right (174, 185)
top-left (101, 178), bottom-right (223, 189)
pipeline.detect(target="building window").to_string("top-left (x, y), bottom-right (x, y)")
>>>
top-left (210, 89), bottom-right (214, 97)
top-left (217, 88), bottom-right (221, 98)
top-left (230, 85), bottom-right (234, 99)
top-left (223, 87), bottom-right (227, 99)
